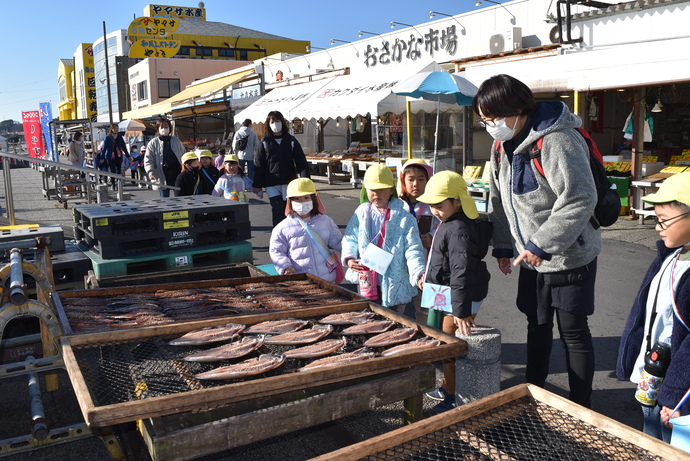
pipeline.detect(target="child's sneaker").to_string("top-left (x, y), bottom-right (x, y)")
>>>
top-left (425, 387), bottom-right (450, 401)
top-left (427, 395), bottom-right (457, 416)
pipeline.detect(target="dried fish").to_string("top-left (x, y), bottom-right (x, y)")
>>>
top-left (283, 338), bottom-right (347, 359)
top-left (194, 354), bottom-right (285, 380)
top-left (380, 337), bottom-right (441, 356)
top-left (364, 327), bottom-right (418, 348)
top-left (341, 320), bottom-right (395, 335)
top-left (169, 323), bottom-right (246, 346)
top-left (318, 311), bottom-right (376, 325)
top-left (264, 324), bottom-right (333, 345)
top-left (244, 318), bottom-right (309, 335)
top-left (183, 336), bottom-right (265, 362)
top-left (299, 348), bottom-right (375, 371)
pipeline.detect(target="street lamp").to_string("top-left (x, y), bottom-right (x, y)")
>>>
top-left (475, 0), bottom-right (516, 24)
top-left (390, 21), bottom-right (424, 38)
top-left (429, 11), bottom-right (466, 35)
top-left (330, 39), bottom-right (359, 57)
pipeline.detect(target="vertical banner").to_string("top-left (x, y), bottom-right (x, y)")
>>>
top-left (39, 102), bottom-right (54, 161)
top-left (22, 111), bottom-right (45, 159)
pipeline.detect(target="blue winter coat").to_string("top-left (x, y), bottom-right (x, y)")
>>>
top-left (616, 241), bottom-right (690, 414)
top-left (270, 214), bottom-right (342, 283)
top-left (341, 198), bottom-right (425, 307)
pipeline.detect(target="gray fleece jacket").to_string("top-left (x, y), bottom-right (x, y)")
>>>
top-left (488, 100), bottom-right (601, 272)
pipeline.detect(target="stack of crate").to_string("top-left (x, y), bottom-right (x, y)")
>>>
top-left (73, 196), bottom-right (253, 279)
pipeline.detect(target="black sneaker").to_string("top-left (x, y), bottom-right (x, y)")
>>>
top-left (427, 396), bottom-right (457, 416)
top-left (425, 387), bottom-right (450, 401)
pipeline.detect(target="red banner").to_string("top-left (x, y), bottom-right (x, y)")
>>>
top-left (22, 110), bottom-right (45, 158)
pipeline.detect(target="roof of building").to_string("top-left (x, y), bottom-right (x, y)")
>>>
top-left (175, 20), bottom-right (298, 41)
top-left (60, 58), bottom-right (74, 66)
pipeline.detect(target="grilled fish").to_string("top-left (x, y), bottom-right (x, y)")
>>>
top-left (283, 338), bottom-right (348, 359)
top-left (194, 354), bottom-right (285, 380)
top-left (318, 311), bottom-right (376, 325)
top-left (182, 336), bottom-right (265, 362)
top-left (169, 323), bottom-right (246, 346)
top-left (341, 320), bottom-right (395, 335)
top-left (364, 327), bottom-right (418, 348)
top-left (264, 324), bottom-right (333, 345)
top-left (299, 348), bottom-right (375, 371)
top-left (244, 318), bottom-right (309, 335)
top-left (380, 337), bottom-right (442, 356)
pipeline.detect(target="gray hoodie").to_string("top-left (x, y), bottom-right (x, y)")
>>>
top-left (488, 100), bottom-right (601, 273)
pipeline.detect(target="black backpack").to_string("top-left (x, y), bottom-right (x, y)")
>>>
top-left (235, 134), bottom-right (248, 151)
top-left (494, 128), bottom-right (620, 228)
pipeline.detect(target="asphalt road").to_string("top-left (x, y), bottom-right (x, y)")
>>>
top-left (0, 162), bottom-right (661, 460)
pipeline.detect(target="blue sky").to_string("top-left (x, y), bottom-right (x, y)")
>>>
top-left (0, 0), bottom-right (474, 123)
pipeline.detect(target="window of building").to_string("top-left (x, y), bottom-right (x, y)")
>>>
top-left (195, 47), bottom-right (213, 57)
top-left (239, 50), bottom-right (248, 61)
top-left (59, 80), bottom-right (67, 102)
top-left (137, 81), bottom-right (148, 101)
top-left (178, 47), bottom-right (190, 56)
top-left (218, 48), bottom-right (235, 58)
top-left (158, 78), bottom-right (180, 98)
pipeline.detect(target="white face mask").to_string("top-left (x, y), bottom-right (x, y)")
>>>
top-left (485, 117), bottom-right (518, 141)
top-left (292, 200), bottom-right (313, 216)
top-left (270, 121), bottom-right (282, 133)
top-left (159, 127), bottom-right (170, 136)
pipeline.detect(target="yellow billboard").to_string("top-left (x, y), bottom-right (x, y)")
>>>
top-left (129, 39), bottom-right (181, 59)
top-left (144, 4), bottom-right (206, 21)
top-left (128, 16), bottom-right (179, 38)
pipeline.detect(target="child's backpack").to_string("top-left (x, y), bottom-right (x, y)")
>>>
top-left (494, 128), bottom-right (620, 228)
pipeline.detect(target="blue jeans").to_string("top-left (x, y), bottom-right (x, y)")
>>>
top-left (642, 404), bottom-right (673, 443)
top-left (240, 159), bottom-right (254, 182)
top-left (160, 189), bottom-right (170, 197)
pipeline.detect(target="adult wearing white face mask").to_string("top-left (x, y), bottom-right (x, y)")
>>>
top-left (68, 131), bottom-right (85, 167)
top-left (473, 74), bottom-right (601, 409)
top-left (254, 110), bottom-right (310, 226)
top-left (144, 117), bottom-right (185, 197)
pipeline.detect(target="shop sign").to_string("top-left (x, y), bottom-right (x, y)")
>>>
top-left (232, 84), bottom-right (261, 102)
top-left (128, 17), bottom-right (179, 38)
top-left (129, 39), bottom-right (181, 59)
top-left (362, 24), bottom-right (459, 68)
top-left (21, 111), bottom-right (45, 159)
top-left (145, 4), bottom-right (206, 21)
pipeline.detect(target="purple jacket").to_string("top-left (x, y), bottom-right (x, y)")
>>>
top-left (616, 240), bottom-right (690, 414)
top-left (269, 214), bottom-right (342, 282)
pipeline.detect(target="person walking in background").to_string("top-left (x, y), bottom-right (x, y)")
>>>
top-left (145, 117), bottom-right (185, 197)
top-left (617, 171), bottom-right (690, 443)
top-left (137, 146), bottom-right (147, 188)
top-left (254, 111), bottom-right (310, 227)
top-left (197, 149), bottom-right (221, 195)
top-left (98, 123), bottom-right (130, 191)
top-left (67, 131), bottom-right (85, 168)
top-left (341, 164), bottom-right (425, 316)
top-left (233, 119), bottom-right (259, 181)
top-left (214, 148), bottom-right (226, 170)
top-left (174, 152), bottom-right (201, 196)
top-left (270, 178), bottom-right (342, 283)
top-left (212, 154), bottom-right (263, 202)
top-left (416, 171), bottom-right (493, 415)
top-left (124, 145), bottom-right (140, 185)
top-left (474, 74), bottom-right (601, 408)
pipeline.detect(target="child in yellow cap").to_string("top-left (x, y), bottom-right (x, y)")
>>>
top-left (174, 152), bottom-right (201, 196)
top-left (416, 170), bottom-right (493, 415)
top-left (197, 150), bottom-right (221, 195)
top-left (617, 171), bottom-right (690, 442)
top-left (269, 178), bottom-right (342, 282)
top-left (212, 154), bottom-right (263, 201)
top-left (342, 164), bottom-right (425, 314)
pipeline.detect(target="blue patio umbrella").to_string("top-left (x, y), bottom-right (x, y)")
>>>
top-left (392, 71), bottom-right (478, 170)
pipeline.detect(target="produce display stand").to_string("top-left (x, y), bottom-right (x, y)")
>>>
top-left (312, 384), bottom-right (684, 461)
top-left (59, 301), bottom-right (466, 460)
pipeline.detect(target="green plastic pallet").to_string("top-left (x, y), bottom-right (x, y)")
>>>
top-left (81, 241), bottom-right (253, 279)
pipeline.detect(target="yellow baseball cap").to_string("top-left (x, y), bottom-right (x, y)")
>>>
top-left (417, 170), bottom-right (478, 219)
top-left (362, 164), bottom-right (395, 190)
top-left (198, 150), bottom-right (213, 159)
top-left (285, 178), bottom-right (326, 215)
top-left (642, 171), bottom-right (690, 206)
top-left (181, 152), bottom-right (198, 164)
top-left (223, 154), bottom-right (240, 163)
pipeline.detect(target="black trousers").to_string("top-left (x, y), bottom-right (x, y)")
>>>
top-left (516, 259), bottom-right (597, 408)
top-left (269, 195), bottom-right (286, 227)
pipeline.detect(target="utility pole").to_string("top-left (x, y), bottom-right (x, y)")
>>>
top-left (103, 21), bottom-right (113, 125)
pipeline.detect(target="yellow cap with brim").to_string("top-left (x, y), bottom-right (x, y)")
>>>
top-left (363, 164), bottom-right (395, 190)
top-left (285, 178), bottom-right (326, 215)
top-left (642, 171), bottom-right (690, 206)
top-left (223, 154), bottom-right (240, 163)
top-left (181, 152), bottom-right (198, 164)
top-left (417, 170), bottom-right (478, 219)
top-left (198, 150), bottom-right (213, 158)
